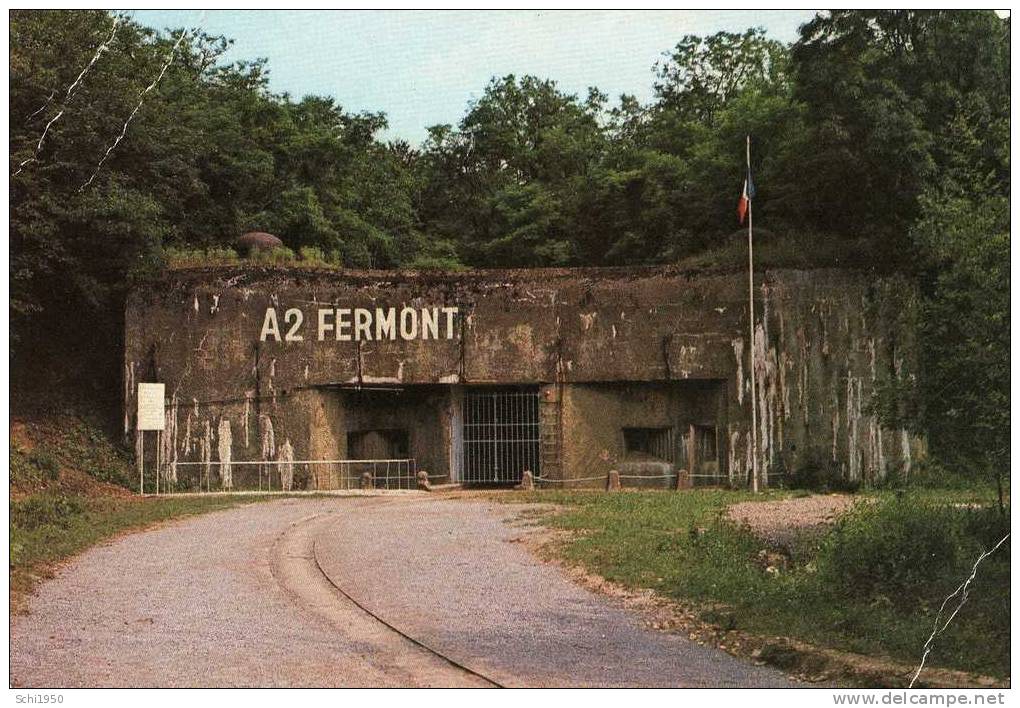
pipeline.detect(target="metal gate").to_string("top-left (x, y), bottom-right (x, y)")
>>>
top-left (462, 387), bottom-right (540, 484)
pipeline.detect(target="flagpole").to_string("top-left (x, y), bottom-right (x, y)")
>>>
top-left (746, 135), bottom-right (759, 494)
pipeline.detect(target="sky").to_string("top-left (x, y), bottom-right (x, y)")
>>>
top-left (132, 10), bottom-right (820, 144)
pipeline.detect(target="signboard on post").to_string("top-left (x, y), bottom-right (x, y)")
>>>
top-left (137, 383), bottom-right (166, 431)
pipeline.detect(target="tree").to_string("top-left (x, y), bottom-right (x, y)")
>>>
top-left (416, 75), bottom-right (607, 266)
top-left (653, 28), bottom-right (790, 125)
top-left (10, 10), bottom-right (424, 400)
top-left (788, 11), bottom-right (1008, 252)
top-left (912, 189), bottom-right (1009, 506)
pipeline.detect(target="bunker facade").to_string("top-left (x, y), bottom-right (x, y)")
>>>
top-left (125, 266), bottom-right (923, 491)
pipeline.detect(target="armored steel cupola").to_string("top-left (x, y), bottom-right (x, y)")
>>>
top-left (236, 231), bottom-right (284, 255)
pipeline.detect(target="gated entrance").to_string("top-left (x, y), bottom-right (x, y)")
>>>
top-left (462, 386), bottom-right (540, 484)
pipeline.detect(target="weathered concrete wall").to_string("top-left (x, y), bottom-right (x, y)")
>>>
top-left (560, 382), bottom-right (724, 486)
top-left (125, 265), bottom-right (920, 487)
top-left (727, 272), bottom-right (923, 486)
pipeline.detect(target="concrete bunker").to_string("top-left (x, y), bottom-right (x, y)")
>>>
top-left (125, 265), bottom-right (923, 492)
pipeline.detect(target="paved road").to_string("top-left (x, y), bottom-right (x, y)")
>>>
top-left (11, 496), bottom-right (793, 688)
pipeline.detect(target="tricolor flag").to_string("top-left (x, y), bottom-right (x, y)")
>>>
top-left (737, 168), bottom-right (756, 225)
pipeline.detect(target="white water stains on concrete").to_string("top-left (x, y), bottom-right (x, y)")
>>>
top-left (242, 391), bottom-right (253, 448)
top-left (182, 409), bottom-right (193, 455)
top-left (352, 374), bottom-right (402, 385)
top-left (161, 393), bottom-right (179, 486)
top-left (832, 409), bottom-right (840, 463)
top-left (217, 418), bottom-right (233, 490)
top-left (728, 427), bottom-right (744, 483)
top-left (730, 276), bottom-right (924, 486)
top-left (731, 338), bottom-right (745, 406)
top-left (259, 414), bottom-right (275, 461)
top-left (901, 428), bottom-right (913, 476)
top-left (845, 370), bottom-right (863, 480)
top-left (277, 439), bottom-right (295, 491)
top-left (752, 322), bottom-right (774, 484)
top-left (200, 419), bottom-right (212, 489)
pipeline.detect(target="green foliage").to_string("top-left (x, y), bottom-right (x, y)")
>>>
top-left (896, 460), bottom-right (993, 491)
top-left (789, 11), bottom-right (1008, 247)
top-left (653, 28), bottom-right (790, 123)
top-left (10, 494), bottom-right (86, 534)
top-left (249, 246), bottom-right (296, 265)
top-left (509, 490), bottom-right (1010, 678)
top-left (27, 449), bottom-right (61, 480)
top-left (297, 246), bottom-right (343, 267)
top-left (164, 246), bottom-right (241, 268)
top-left (12, 450), bottom-right (48, 488)
top-left (165, 245), bottom-right (348, 269)
top-left (913, 192), bottom-right (1009, 487)
top-left (816, 498), bottom-right (1006, 603)
top-left (12, 417), bottom-right (136, 493)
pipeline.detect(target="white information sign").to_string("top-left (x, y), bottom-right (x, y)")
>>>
top-left (136, 383), bottom-right (166, 431)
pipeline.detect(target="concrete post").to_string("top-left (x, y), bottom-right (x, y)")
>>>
top-left (416, 470), bottom-right (432, 491)
top-left (606, 469), bottom-right (621, 491)
top-left (517, 470), bottom-right (535, 490)
top-left (361, 471), bottom-right (373, 490)
top-left (676, 468), bottom-right (692, 490)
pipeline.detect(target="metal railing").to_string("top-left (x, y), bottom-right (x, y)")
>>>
top-left (148, 458), bottom-right (418, 495)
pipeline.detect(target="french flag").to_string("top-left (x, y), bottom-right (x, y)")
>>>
top-left (737, 168), bottom-right (756, 225)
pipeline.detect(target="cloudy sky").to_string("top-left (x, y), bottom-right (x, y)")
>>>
top-left (134, 10), bottom-right (821, 144)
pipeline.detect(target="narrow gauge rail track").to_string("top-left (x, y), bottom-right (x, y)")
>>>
top-left (270, 511), bottom-right (503, 688)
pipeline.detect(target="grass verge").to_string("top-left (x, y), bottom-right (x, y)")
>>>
top-left (503, 488), bottom-right (1009, 683)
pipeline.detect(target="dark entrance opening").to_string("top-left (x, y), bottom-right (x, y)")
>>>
top-left (462, 386), bottom-right (540, 485)
top-left (347, 428), bottom-right (410, 459)
top-left (622, 427), bottom-right (676, 463)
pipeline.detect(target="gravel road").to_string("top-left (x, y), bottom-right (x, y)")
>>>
top-left (11, 496), bottom-right (794, 688)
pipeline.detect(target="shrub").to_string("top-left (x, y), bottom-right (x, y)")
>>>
top-left (251, 246), bottom-right (297, 265)
top-left (407, 255), bottom-right (468, 271)
top-left (164, 246), bottom-right (240, 268)
top-left (89, 463), bottom-right (132, 489)
top-left (11, 449), bottom-right (41, 486)
top-left (903, 459), bottom-right (985, 490)
top-left (816, 497), bottom-right (1009, 606)
top-left (27, 449), bottom-right (60, 480)
top-left (297, 246), bottom-right (345, 267)
top-left (10, 494), bottom-right (87, 532)
top-left (298, 246), bottom-right (326, 265)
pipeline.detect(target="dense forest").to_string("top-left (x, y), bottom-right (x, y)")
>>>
top-left (9, 10), bottom-right (1009, 484)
